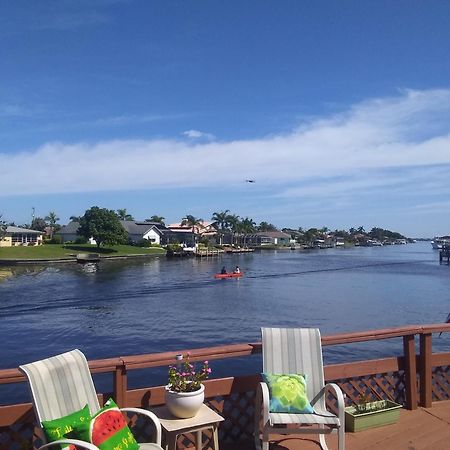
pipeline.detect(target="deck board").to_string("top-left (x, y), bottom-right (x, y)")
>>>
top-left (225, 401), bottom-right (450, 450)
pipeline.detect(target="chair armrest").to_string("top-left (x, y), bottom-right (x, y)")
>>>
top-left (311, 383), bottom-right (345, 422)
top-left (38, 439), bottom-right (100, 450)
top-left (256, 381), bottom-right (270, 425)
top-left (120, 407), bottom-right (162, 446)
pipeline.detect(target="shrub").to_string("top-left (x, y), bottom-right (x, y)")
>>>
top-left (138, 239), bottom-right (152, 247)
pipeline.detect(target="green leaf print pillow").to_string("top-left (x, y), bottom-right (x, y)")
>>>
top-left (262, 373), bottom-right (314, 414)
top-left (41, 404), bottom-right (91, 450)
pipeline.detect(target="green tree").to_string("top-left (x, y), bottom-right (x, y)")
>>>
top-left (146, 215), bottom-right (165, 226)
top-left (45, 211), bottom-right (60, 239)
top-left (116, 208), bottom-right (134, 221)
top-left (0, 214), bottom-right (7, 239)
top-left (78, 207), bottom-right (128, 248)
top-left (70, 215), bottom-right (81, 222)
top-left (30, 217), bottom-right (47, 232)
top-left (303, 228), bottom-right (319, 245)
top-left (258, 221), bottom-right (278, 232)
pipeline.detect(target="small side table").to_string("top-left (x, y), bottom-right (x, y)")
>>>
top-left (152, 403), bottom-right (224, 450)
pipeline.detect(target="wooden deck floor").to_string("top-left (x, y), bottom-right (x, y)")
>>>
top-left (226, 401), bottom-right (450, 450)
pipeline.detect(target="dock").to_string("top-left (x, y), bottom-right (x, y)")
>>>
top-left (439, 245), bottom-right (450, 264)
top-left (222, 247), bottom-right (254, 253)
top-left (195, 248), bottom-right (224, 257)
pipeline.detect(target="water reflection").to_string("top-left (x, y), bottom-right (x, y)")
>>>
top-left (80, 262), bottom-right (99, 273)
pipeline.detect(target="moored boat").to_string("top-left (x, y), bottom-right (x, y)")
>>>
top-left (431, 236), bottom-right (450, 249)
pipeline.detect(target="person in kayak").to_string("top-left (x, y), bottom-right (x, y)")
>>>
top-left (233, 266), bottom-right (241, 274)
top-left (221, 266), bottom-right (227, 274)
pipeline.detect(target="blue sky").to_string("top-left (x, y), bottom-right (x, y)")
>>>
top-left (1, 1), bottom-right (450, 236)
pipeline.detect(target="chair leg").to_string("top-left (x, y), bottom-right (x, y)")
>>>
top-left (338, 424), bottom-right (345, 450)
top-left (262, 428), bottom-right (269, 450)
top-left (319, 433), bottom-right (330, 450)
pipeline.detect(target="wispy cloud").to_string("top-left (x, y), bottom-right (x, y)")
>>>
top-left (182, 129), bottom-right (215, 140)
top-left (2, 89), bottom-right (450, 206)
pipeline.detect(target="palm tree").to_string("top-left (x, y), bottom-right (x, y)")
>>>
top-left (240, 217), bottom-right (256, 247)
top-left (181, 215), bottom-right (204, 245)
top-left (226, 214), bottom-right (241, 245)
top-left (45, 211), bottom-right (60, 239)
top-left (146, 215), bottom-right (165, 226)
top-left (116, 209), bottom-right (134, 221)
top-left (211, 210), bottom-right (230, 245)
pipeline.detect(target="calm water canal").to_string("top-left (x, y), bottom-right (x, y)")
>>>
top-left (1, 242), bottom-right (449, 403)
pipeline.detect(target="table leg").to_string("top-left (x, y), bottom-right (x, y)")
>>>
top-left (196, 429), bottom-right (203, 450)
top-left (166, 432), bottom-right (177, 450)
top-left (213, 425), bottom-right (219, 450)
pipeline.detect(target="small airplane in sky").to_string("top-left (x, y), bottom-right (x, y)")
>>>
top-left (245, 179), bottom-right (256, 183)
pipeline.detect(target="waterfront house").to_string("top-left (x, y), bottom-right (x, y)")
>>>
top-left (120, 221), bottom-right (169, 245)
top-left (59, 220), bottom-right (181, 246)
top-left (244, 231), bottom-right (291, 246)
top-left (0, 225), bottom-right (44, 247)
top-left (58, 221), bottom-right (97, 245)
top-left (58, 221), bottom-right (81, 243)
top-left (168, 220), bottom-right (217, 246)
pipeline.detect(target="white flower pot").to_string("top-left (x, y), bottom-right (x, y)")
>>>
top-left (165, 383), bottom-right (205, 418)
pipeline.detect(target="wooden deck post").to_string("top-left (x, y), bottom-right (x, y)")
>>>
top-left (419, 333), bottom-right (433, 407)
top-left (403, 334), bottom-right (418, 410)
top-left (114, 363), bottom-right (127, 407)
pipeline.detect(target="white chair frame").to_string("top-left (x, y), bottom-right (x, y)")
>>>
top-left (254, 327), bottom-right (345, 450)
top-left (20, 349), bottom-right (162, 450)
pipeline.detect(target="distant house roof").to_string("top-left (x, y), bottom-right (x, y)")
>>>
top-left (59, 221), bottom-right (80, 234)
top-left (168, 221), bottom-right (217, 235)
top-left (59, 220), bottom-right (173, 238)
top-left (120, 221), bottom-right (171, 236)
top-left (6, 226), bottom-right (43, 234)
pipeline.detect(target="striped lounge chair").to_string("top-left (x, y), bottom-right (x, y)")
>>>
top-left (20, 349), bottom-right (163, 450)
top-left (255, 328), bottom-right (345, 450)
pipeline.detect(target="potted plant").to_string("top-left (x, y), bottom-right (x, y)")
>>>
top-left (345, 393), bottom-right (402, 432)
top-left (165, 353), bottom-right (211, 418)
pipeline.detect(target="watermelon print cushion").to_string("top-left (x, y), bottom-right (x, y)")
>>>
top-left (41, 404), bottom-right (91, 450)
top-left (262, 373), bottom-right (314, 414)
top-left (74, 398), bottom-right (139, 450)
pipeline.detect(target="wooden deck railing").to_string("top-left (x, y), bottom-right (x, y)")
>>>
top-left (0, 324), bottom-right (449, 449)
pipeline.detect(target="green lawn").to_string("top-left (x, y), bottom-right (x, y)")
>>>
top-left (0, 244), bottom-right (166, 260)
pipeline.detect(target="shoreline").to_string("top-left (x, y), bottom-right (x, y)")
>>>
top-left (0, 253), bottom-right (164, 266)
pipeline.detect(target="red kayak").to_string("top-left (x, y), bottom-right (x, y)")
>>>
top-left (214, 272), bottom-right (243, 279)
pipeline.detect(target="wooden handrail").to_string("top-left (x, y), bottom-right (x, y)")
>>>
top-left (1, 323), bottom-right (449, 384)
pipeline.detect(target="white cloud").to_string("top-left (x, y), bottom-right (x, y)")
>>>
top-left (182, 129), bottom-right (215, 140)
top-left (1, 89), bottom-right (450, 199)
